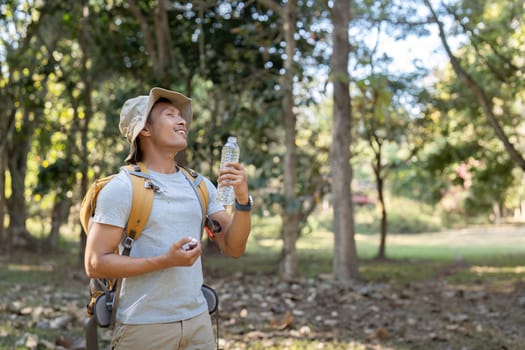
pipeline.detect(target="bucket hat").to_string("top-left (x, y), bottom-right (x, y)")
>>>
top-left (119, 87), bottom-right (192, 162)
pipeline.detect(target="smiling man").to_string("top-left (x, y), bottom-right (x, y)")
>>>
top-left (84, 87), bottom-right (252, 349)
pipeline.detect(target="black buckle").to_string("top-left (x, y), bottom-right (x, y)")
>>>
top-left (123, 236), bottom-right (134, 250)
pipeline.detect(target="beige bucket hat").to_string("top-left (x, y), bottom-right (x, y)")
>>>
top-left (119, 87), bottom-right (192, 163)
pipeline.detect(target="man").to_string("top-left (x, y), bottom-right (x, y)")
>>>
top-left (84, 87), bottom-right (252, 349)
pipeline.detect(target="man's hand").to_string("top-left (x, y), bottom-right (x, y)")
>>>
top-left (213, 162), bottom-right (252, 258)
top-left (162, 237), bottom-right (201, 267)
top-left (217, 162), bottom-right (249, 203)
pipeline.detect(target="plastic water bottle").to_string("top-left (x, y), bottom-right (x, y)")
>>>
top-left (217, 136), bottom-right (240, 205)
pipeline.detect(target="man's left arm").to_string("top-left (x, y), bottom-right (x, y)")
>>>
top-left (211, 162), bottom-right (252, 258)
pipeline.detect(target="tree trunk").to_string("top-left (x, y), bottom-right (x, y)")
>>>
top-left (0, 105), bottom-right (15, 253)
top-left (424, 0), bottom-right (525, 172)
top-left (256, 0), bottom-right (301, 280)
top-left (46, 199), bottom-right (69, 250)
top-left (0, 151), bottom-right (7, 253)
top-left (330, 0), bottom-right (359, 280)
top-left (374, 156), bottom-right (387, 259)
top-left (279, 0), bottom-right (300, 280)
top-left (1, 63), bottom-right (17, 252)
top-left (154, 0), bottom-right (172, 85)
top-left (492, 202), bottom-right (501, 225)
top-left (78, 0), bottom-right (94, 266)
top-left (6, 108), bottom-right (37, 249)
top-left (128, 0), bottom-right (173, 85)
top-left (127, 0), bottom-right (159, 76)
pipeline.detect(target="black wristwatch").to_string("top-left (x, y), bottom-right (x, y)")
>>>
top-left (235, 195), bottom-right (253, 212)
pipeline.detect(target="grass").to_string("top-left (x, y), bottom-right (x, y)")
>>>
top-left (204, 212), bottom-right (525, 287)
top-left (353, 196), bottom-right (444, 234)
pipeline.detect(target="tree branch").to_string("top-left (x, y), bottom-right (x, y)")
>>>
top-left (424, 0), bottom-right (525, 172)
top-left (154, 0), bottom-right (171, 81)
top-left (127, 0), bottom-right (158, 71)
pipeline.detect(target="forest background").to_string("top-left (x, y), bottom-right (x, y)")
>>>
top-left (1, 0), bottom-right (525, 349)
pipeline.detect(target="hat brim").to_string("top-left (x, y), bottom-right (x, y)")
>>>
top-left (125, 87), bottom-right (192, 163)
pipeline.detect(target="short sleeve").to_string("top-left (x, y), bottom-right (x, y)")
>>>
top-left (92, 171), bottom-right (132, 228)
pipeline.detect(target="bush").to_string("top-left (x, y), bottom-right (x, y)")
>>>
top-left (355, 195), bottom-right (443, 234)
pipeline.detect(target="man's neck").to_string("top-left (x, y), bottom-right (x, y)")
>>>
top-left (141, 152), bottom-right (178, 174)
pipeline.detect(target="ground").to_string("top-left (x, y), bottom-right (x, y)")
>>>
top-left (1, 246), bottom-right (525, 349)
top-left (208, 266), bottom-right (525, 349)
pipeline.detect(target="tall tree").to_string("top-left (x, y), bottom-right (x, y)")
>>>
top-left (77, 0), bottom-right (95, 261)
top-left (355, 73), bottom-right (422, 259)
top-left (0, 61), bottom-right (16, 252)
top-left (25, 1), bottom-right (102, 252)
top-left (329, 0), bottom-right (358, 280)
top-left (1, 1), bottom-right (52, 250)
top-left (258, 0), bottom-right (301, 279)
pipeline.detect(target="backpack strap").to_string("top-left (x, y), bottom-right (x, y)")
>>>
top-left (121, 162), bottom-right (156, 255)
top-left (85, 315), bottom-right (98, 350)
top-left (178, 165), bottom-right (211, 238)
top-left (108, 162), bottom-right (156, 331)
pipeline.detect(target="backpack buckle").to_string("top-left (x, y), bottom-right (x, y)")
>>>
top-left (105, 294), bottom-right (114, 311)
top-left (144, 180), bottom-right (160, 192)
top-left (123, 236), bottom-right (134, 250)
top-left (204, 216), bottom-right (222, 240)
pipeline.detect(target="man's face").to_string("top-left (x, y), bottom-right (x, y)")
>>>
top-left (145, 101), bottom-right (188, 152)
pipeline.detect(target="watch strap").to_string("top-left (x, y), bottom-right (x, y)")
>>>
top-left (235, 196), bottom-right (252, 211)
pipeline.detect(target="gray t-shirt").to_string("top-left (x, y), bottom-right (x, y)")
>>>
top-left (93, 166), bottom-right (224, 324)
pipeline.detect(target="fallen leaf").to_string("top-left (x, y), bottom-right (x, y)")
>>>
top-left (377, 327), bottom-right (390, 340)
top-left (269, 310), bottom-right (294, 330)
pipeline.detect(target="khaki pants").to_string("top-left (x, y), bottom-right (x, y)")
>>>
top-left (111, 312), bottom-right (215, 350)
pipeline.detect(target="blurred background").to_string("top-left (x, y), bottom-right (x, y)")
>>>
top-left (1, 0), bottom-right (524, 348)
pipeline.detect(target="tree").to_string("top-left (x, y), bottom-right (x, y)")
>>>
top-left (417, 0), bottom-right (525, 220)
top-left (257, 0), bottom-right (301, 279)
top-left (424, 0), bottom-right (525, 172)
top-left (125, 0), bottom-right (176, 87)
top-left (329, 0), bottom-right (359, 279)
top-left (1, 1), bottom-right (53, 250)
top-left (0, 58), bottom-right (16, 252)
top-left (355, 73), bottom-right (423, 259)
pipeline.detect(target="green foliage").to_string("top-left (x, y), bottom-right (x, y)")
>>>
top-left (464, 157), bottom-right (514, 215)
top-left (415, 0), bottom-right (525, 219)
top-left (354, 195), bottom-right (443, 234)
top-left (418, 103), bottom-right (519, 217)
top-left (34, 158), bottom-right (78, 198)
top-left (1, 0), bottom-right (524, 259)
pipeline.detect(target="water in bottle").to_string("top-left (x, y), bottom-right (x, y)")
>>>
top-left (217, 136), bottom-right (240, 205)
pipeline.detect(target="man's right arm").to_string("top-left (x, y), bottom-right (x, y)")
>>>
top-left (84, 222), bottom-right (202, 279)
